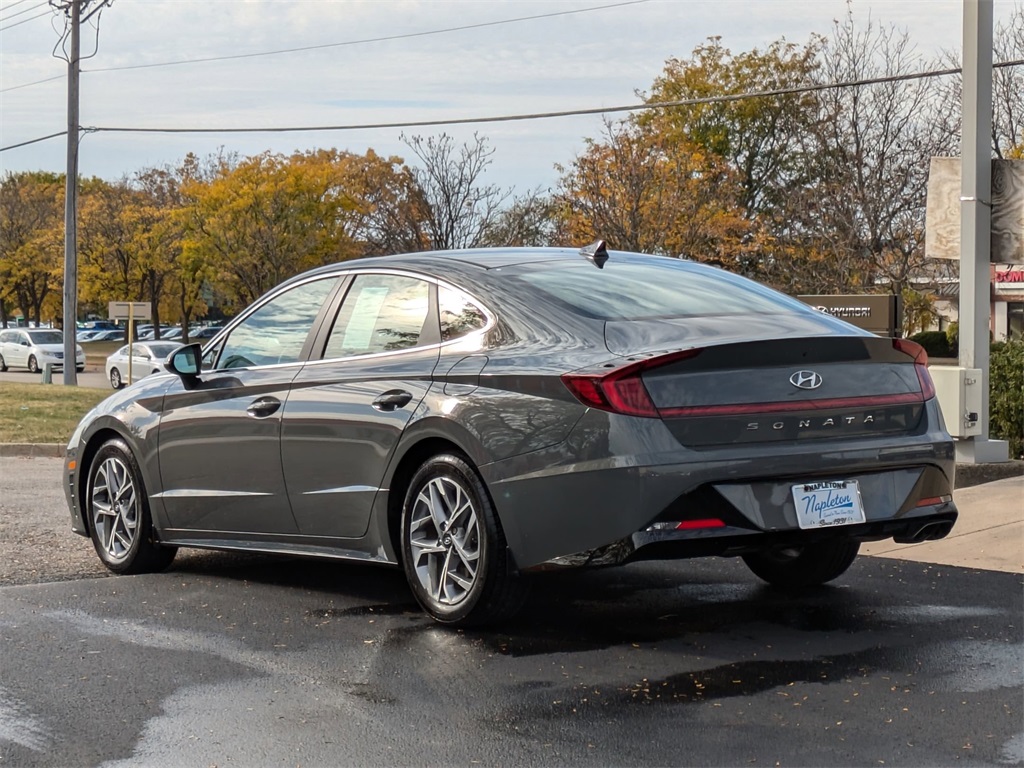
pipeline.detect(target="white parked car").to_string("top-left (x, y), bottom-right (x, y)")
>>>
top-left (105, 341), bottom-right (182, 389)
top-left (0, 328), bottom-right (86, 373)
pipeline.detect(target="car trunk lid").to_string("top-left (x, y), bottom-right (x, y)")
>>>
top-left (562, 318), bottom-right (934, 448)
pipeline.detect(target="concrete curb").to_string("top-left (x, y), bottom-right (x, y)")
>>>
top-left (954, 459), bottom-right (1024, 488)
top-left (0, 443), bottom-right (65, 458)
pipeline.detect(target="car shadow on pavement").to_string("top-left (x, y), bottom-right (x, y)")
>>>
top-left (162, 549), bottom-right (889, 653)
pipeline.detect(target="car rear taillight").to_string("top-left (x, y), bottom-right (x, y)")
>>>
top-left (893, 338), bottom-right (936, 400)
top-left (561, 349), bottom-right (702, 418)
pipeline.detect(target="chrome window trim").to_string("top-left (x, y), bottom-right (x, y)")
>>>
top-left (200, 266), bottom-right (495, 373)
top-left (311, 268), bottom-right (494, 366)
top-left (200, 273), bottom-right (344, 373)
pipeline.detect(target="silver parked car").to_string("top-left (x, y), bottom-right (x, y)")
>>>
top-left (105, 341), bottom-right (183, 389)
top-left (0, 328), bottom-right (86, 373)
top-left (63, 245), bottom-right (958, 626)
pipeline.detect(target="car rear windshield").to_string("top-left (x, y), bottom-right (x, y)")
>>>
top-left (27, 331), bottom-right (63, 344)
top-left (147, 344), bottom-right (179, 358)
top-left (512, 258), bottom-right (812, 321)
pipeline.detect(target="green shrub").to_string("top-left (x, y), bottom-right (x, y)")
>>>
top-left (910, 330), bottom-right (952, 358)
top-left (944, 322), bottom-right (960, 357)
top-left (989, 336), bottom-right (1024, 459)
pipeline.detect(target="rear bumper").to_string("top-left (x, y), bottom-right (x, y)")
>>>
top-left (482, 403), bottom-right (957, 571)
top-left (530, 504), bottom-right (958, 570)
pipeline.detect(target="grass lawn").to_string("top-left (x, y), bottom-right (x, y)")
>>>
top-left (0, 382), bottom-right (108, 444)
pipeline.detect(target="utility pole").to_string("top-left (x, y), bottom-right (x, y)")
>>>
top-left (62, 0), bottom-right (81, 385)
top-left (958, 0), bottom-right (1008, 462)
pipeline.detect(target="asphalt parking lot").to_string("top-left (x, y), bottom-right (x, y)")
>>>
top-left (1, 530), bottom-right (1021, 766)
top-left (1, 454), bottom-right (1021, 766)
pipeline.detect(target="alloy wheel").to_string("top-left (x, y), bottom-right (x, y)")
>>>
top-left (90, 456), bottom-right (139, 562)
top-left (407, 475), bottom-right (481, 607)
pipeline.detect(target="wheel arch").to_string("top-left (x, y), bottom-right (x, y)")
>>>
top-left (383, 436), bottom-right (469, 568)
top-left (75, 427), bottom-right (126, 537)
top-left (76, 422), bottom-right (162, 538)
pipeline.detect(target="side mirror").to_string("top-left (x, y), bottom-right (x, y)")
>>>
top-left (166, 343), bottom-right (202, 381)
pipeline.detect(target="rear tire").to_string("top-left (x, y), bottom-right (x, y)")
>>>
top-left (743, 539), bottom-right (860, 588)
top-left (0, 353), bottom-right (6, 372)
top-left (401, 453), bottom-right (528, 626)
top-left (86, 437), bottom-right (177, 575)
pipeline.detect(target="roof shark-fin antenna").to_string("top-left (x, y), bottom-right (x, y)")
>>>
top-left (579, 239), bottom-right (609, 269)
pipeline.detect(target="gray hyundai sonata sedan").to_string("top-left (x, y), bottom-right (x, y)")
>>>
top-left (63, 243), bottom-right (958, 626)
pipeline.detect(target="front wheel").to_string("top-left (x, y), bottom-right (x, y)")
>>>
top-left (401, 453), bottom-right (527, 626)
top-left (86, 437), bottom-right (177, 574)
top-left (0, 353), bottom-right (7, 372)
top-left (743, 539), bottom-right (860, 589)
top-left (109, 368), bottom-right (122, 389)
top-left (28, 355), bottom-right (38, 373)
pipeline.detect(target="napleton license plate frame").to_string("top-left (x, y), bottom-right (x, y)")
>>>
top-left (791, 480), bottom-right (866, 530)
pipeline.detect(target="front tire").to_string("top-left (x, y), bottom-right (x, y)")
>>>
top-left (28, 355), bottom-right (38, 373)
top-left (86, 438), bottom-right (177, 574)
top-left (743, 539), bottom-right (860, 589)
top-left (0, 353), bottom-right (7, 371)
top-left (110, 367), bottom-right (123, 389)
top-left (401, 453), bottom-right (527, 626)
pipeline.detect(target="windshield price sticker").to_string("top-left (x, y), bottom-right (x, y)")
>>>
top-left (792, 480), bottom-right (866, 529)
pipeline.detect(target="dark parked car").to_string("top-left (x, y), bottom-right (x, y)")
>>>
top-left (191, 326), bottom-right (223, 340)
top-left (63, 244), bottom-right (958, 626)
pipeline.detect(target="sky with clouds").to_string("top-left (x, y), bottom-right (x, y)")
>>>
top-left (0, 0), bottom-right (1019, 194)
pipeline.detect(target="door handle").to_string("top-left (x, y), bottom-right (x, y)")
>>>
top-left (372, 390), bottom-right (413, 412)
top-left (247, 396), bottom-right (282, 418)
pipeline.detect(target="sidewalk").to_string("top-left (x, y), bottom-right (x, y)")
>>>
top-left (861, 474), bottom-right (1024, 573)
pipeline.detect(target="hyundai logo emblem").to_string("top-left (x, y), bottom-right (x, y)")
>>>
top-left (789, 370), bottom-right (823, 390)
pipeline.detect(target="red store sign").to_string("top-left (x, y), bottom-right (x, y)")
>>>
top-left (993, 268), bottom-right (1024, 293)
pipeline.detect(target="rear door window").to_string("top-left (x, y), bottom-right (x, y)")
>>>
top-left (323, 274), bottom-right (431, 359)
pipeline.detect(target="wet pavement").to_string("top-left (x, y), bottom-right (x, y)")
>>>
top-left (1, 553), bottom-right (1020, 766)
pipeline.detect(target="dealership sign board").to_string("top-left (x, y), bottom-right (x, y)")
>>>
top-left (798, 294), bottom-right (902, 337)
top-left (926, 157), bottom-right (1024, 264)
top-left (108, 302), bottom-right (152, 321)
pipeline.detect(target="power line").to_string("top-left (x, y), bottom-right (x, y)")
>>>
top-left (80, 60), bottom-right (1024, 137)
top-left (0, 0), bottom-right (37, 11)
top-left (2, 59), bottom-right (1021, 155)
top-left (2, 0), bottom-right (649, 91)
top-left (0, 0), bottom-right (48, 23)
top-left (0, 74), bottom-right (63, 93)
top-left (0, 7), bottom-right (49, 32)
top-left (80, 0), bottom-right (651, 73)
top-left (0, 130), bottom-right (68, 152)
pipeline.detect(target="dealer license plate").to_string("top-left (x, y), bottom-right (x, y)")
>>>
top-left (791, 480), bottom-right (866, 530)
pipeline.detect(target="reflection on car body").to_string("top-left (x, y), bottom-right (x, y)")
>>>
top-left (63, 244), bottom-right (958, 626)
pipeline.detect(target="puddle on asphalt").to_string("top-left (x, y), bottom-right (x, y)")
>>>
top-left (526, 644), bottom-right (919, 714)
top-left (305, 603), bottom-right (419, 619)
